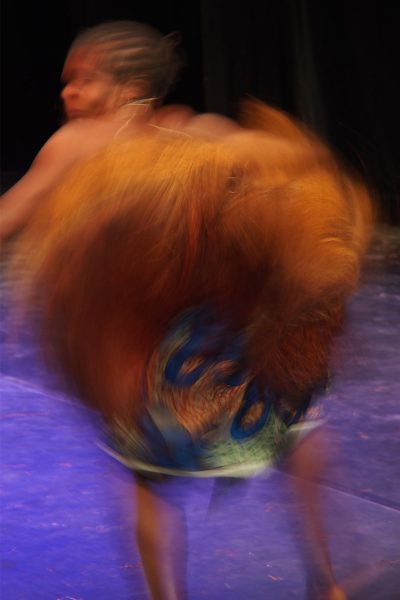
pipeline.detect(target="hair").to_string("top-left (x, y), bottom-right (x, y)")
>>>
top-left (68, 20), bottom-right (184, 100)
top-left (12, 102), bottom-right (373, 422)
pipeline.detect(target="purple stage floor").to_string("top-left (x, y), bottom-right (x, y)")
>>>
top-left (1, 225), bottom-right (400, 599)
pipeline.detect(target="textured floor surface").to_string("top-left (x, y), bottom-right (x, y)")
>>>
top-left (1, 224), bottom-right (399, 599)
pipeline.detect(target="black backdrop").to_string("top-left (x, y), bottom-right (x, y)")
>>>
top-left (1, 0), bottom-right (399, 223)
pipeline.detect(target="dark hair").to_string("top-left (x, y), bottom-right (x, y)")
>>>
top-left (69, 20), bottom-right (184, 99)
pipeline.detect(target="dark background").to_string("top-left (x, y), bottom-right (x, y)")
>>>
top-left (1, 0), bottom-right (399, 223)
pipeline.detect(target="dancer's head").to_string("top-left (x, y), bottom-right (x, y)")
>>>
top-left (61, 20), bottom-right (183, 120)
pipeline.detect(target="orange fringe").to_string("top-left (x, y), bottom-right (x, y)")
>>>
top-left (13, 101), bottom-right (373, 421)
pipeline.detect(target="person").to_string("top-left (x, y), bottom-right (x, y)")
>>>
top-left (0, 19), bottom-right (254, 244)
top-left (0, 20), bottom-right (194, 242)
top-left (2, 20), bottom-right (373, 600)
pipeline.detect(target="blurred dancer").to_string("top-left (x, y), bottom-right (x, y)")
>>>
top-left (2, 20), bottom-right (372, 600)
top-left (0, 20), bottom-right (192, 241)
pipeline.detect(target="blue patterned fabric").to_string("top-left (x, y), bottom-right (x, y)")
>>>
top-left (104, 307), bottom-right (325, 478)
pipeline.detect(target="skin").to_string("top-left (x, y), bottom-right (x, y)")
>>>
top-left (0, 48), bottom-right (150, 242)
top-left (0, 45), bottom-right (240, 243)
top-left (60, 47), bottom-right (146, 121)
top-left (0, 41), bottom-right (346, 600)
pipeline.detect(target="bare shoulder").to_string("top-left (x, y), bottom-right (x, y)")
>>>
top-left (0, 118), bottom-right (125, 241)
top-left (34, 119), bottom-right (112, 167)
top-left (183, 112), bottom-right (243, 139)
top-left (152, 104), bottom-right (197, 129)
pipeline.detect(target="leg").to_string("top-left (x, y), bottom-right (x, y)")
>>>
top-left (134, 475), bottom-right (188, 600)
top-left (284, 426), bottom-right (346, 600)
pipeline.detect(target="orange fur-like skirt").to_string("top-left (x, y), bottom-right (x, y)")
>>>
top-left (11, 101), bottom-right (373, 476)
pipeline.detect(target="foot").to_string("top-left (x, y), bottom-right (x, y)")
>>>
top-left (327, 585), bottom-right (346, 600)
top-left (306, 577), bottom-right (347, 600)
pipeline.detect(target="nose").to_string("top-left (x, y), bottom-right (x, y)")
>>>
top-left (61, 82), bottom-right (79, 102)
top-left (60, 83), bottom-right (81, 121)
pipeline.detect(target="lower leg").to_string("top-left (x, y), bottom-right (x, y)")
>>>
top-left (285, 427), bottom-right (346, 599)
top-left (134, 476), bottom-right (188, 600)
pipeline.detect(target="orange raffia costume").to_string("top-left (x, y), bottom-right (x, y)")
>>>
top-left (13, 101), bottom-right (372, 477)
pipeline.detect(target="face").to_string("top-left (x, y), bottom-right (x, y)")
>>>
top-left (61, 48), bottom-right (125, 121)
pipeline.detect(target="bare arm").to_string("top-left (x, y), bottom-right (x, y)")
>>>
top-left (0, 120), bottom-right (114, 243)
top-left (0, 127), bottom-right (81, 242)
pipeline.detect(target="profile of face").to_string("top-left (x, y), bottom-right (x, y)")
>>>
top-left (61, 47), bottom-right (134, 121)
